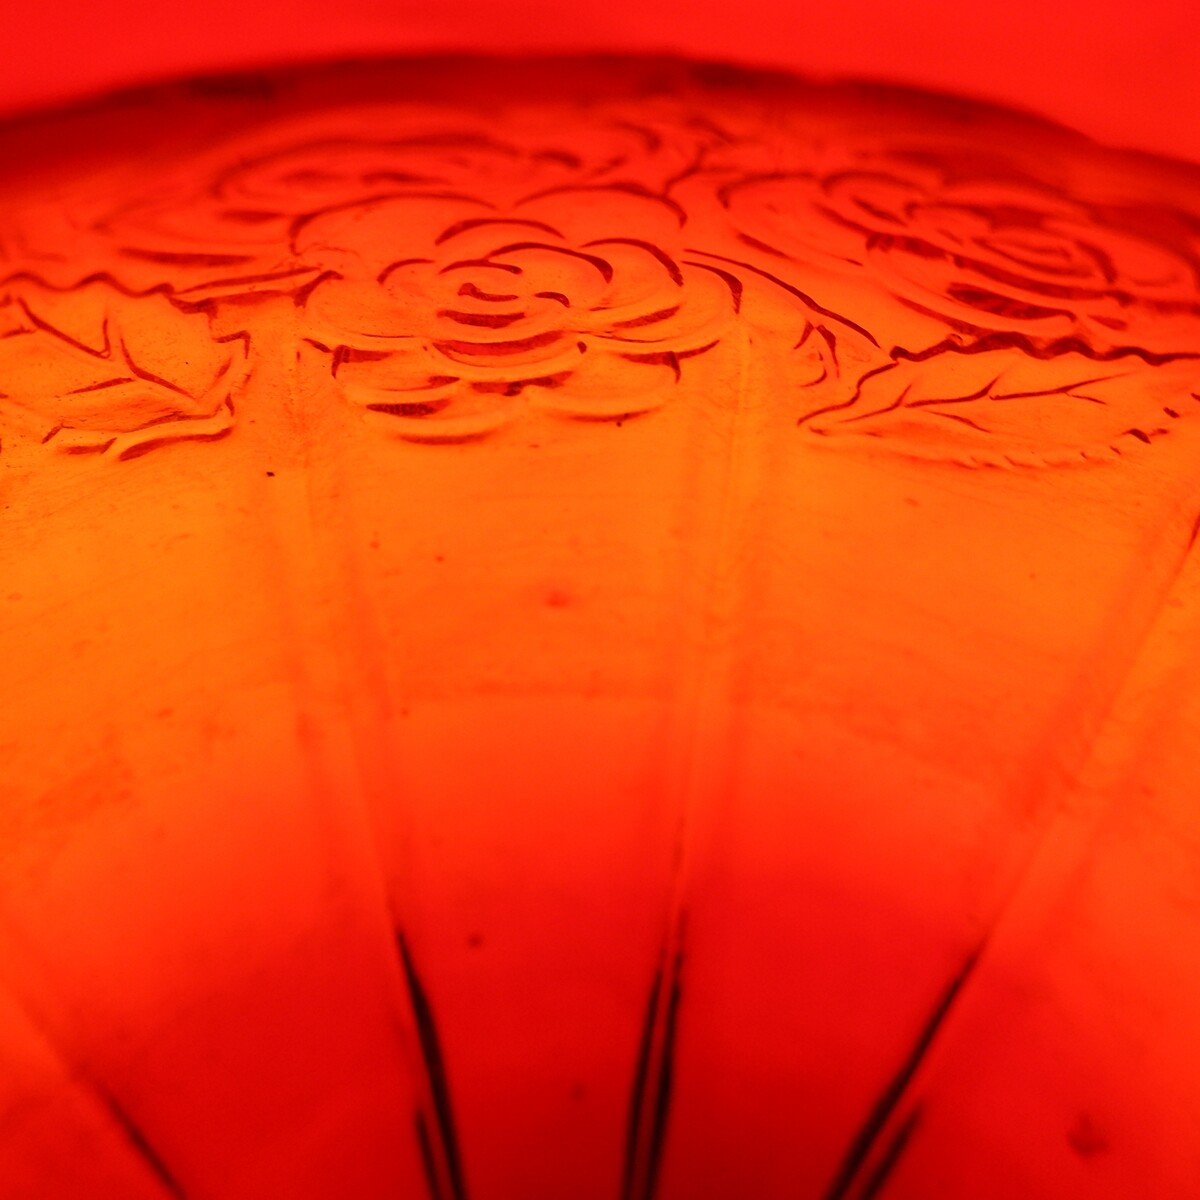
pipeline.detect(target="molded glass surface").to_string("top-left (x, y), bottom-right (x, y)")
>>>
top-left (1, 58), bottom-right (1199, 1200)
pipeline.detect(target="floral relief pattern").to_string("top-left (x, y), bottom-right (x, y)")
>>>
top-left (3, 111), bottom-right (761, 446)
top-left (295, 187), bottom-right (743, 438)
top-left (716, 153), bottom-right (1200, 462)
top-left (80, 113), bottom-right (726, 302)
top-left (2, 76), bottom-right (1200, 465)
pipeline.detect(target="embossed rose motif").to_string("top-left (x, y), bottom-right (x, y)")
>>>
top-left (78, 116), bottom-right (721, 304)
top-left (294, 188), bottom-right (742, 438)
top-left (813, 168), bottom-right (1200, 354)
top-left (723, 164), bottom-right (1200, 353)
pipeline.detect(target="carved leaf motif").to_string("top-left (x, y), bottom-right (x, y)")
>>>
top-left (798, 347), bottom-right (1200, 465)
top-left (0, 282), bottom-right (246, 458)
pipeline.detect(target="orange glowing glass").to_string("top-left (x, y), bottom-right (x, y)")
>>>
top-left (1, 57), bottom-right (1198, 1200)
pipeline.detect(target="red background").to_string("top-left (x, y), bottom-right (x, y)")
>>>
top-left (3, 0), bottom-right (1198, 165)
